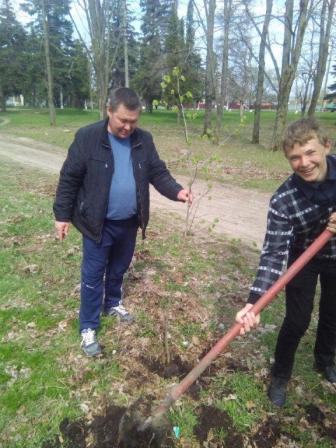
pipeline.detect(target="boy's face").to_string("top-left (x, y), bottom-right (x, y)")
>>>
top-left (285, 137), bottom-right (331, 182)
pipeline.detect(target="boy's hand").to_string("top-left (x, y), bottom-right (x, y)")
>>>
top-left (235, 303), bottom-right (260, 335)
top-left (327, 213), bottom-right (336, 233)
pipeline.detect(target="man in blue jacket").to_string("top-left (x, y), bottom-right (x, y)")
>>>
top-left (53, 87), bottom-right (192, 356)
top-left (236, 118), bottom-right (336, 407)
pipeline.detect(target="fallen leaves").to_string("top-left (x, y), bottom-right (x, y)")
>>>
top-left (23, 264), bottom-right (39, 274)
top-left (4, 364), bottom-right (32, 386)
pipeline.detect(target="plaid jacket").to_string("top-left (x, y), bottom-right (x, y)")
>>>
top-left (248, 154), bottom-right (336, 304)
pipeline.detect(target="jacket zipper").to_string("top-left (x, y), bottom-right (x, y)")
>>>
top-left (97, 142), bottom-right (114, 242)
top-left (132, 146), bottom-right (146, 239)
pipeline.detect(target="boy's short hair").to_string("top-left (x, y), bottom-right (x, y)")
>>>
top-left (107, 87), bottom-right (141, 112)
top-left (282, 117), bottom-right (329, 153)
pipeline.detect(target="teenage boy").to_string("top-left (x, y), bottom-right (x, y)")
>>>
top-left (236, 118), bottom-right (336, 407)
top-left (53, 87), bottom-right (192, 356)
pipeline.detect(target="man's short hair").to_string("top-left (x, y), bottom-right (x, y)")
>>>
top-left (107, 87), bottom-right (141, 112)
top-left (282, 117), bottom-right (329, 153)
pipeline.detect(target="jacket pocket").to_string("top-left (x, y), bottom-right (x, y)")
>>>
top-left (136, 159), bottom-right (149, 180)
top-left (79, 200), bottom-right (86, 217)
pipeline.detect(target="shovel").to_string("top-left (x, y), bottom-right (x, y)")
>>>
top-left (119, 228), bottom-right (333, 444)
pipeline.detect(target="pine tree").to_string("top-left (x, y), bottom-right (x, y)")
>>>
top-left (66, 40), bottom-right (90, 108)
top-left (135, 0), bottom-right (164, 111)
top-left (0, 0), bottom-right (26, 111)
top-left (163, 1), bottom-right (203, 106)
top-left (325, 64), bottom-right (336, 102)
top-left (21, 27), bottom-right (45, 107)
top-left (164, 4), bottom-right (185, 71)
top-left (109, 0), bottom-right (140, 89)
top-left (183, 0), bottom-right (203, 103)
top-left (21, 0), bottom-right (76, 110)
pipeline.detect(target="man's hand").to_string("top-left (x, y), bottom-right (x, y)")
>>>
top-left (235, 303), bottom-right (260, 335)
top-left (55, 221), bottom-right (70, 241)
top-left (327, 212), bottom-right (336, 233)
top-left (177, 188), bottom-right (193, 204)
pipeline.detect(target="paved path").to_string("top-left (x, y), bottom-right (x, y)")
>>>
top-left (0, 133), bottom-right (270, 248)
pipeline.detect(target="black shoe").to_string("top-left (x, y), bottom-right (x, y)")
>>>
top-left (267, 377), bottom-right (288, 407)
top-left (315, 365), bottom-right (336, 383)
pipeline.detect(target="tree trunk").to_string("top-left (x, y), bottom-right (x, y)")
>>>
top-left (32, 85), bottom-right (37, 108)
top-left (239, 103), bottom-right (245, 120)
top-left (0, 85), bottom-right (6, 112)
top-left (273, 67), bottom-right (295, 151)
top-left (41, 0), bottom-right (56, 126)
top-left (146, 100), bottom-right (153, 113)
top-left (300, 79), bottom-right (311, 116)
top-left (60, 86), bottom-right (64, 109)
top-left (87, 0), bottom-right (110, 119)
top-left (252, 0), bottom-right (272, 144)
top-left (122, 0), bottom-right (129, 87)
top-left (307, 0), bottom-right (335, 116)
top-left (97, 65), bottom-right (107, 118)
top-left (202, 0), bottom-right (216, 138)
top-left (271, 0), bottom-right (310, 150)
top-left (216, 0), bottom-right (231, 143)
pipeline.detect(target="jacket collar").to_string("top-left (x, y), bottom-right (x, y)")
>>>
top-left (100, 118), bottom-right (142, 150)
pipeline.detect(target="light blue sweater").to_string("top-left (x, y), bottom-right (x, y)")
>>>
top-left (106, 134), bottom-right (137, 220)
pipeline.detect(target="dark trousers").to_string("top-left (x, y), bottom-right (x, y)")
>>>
top-left (79, 217), bottom-right (138, 331)
top-left (272, 254), bottom-right (336, 380)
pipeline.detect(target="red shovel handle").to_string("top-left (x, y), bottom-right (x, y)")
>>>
top-left (159, 229), bottom-right (334, 409)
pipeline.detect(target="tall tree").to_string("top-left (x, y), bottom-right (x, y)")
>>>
top-left (22, 0), bottom-right (75, 121)
top-left (215, 0), bottom-right (232, 142)
top-left (180, 0), bottom-right (203, 104)
top-left (201, 0), bottom-right (216, 137)
top-left (164, 3), bottom-right (185, 71)
top-left (70, 0), bottom-right (123, 118)
top-left (272, 0), bottom-right (311, 150)
top-left (321, 39), bottom-right (335, 102)
top-left (325, 62), bottom-right (336, 100)
top-left (184, 0), bottom-right (203, 103)
top-left (229, 38), bottom-right (256, 117)
top-left (22, 28), bottom-right (45, 107)
top-left (136, 0), bottom-right (164, 111)
top-left (66, 40), bottom-right (91, 108)
top-left (296, 24), bottom-right (317, 116)
top-left (0, 0), bottom-right (26, 111)
top-left (307, 0), bottom-right (336, 116)
top-left (251, 0), bottom-right (273, 144)
top-left (41, 0), bottom-right (56, 125)
top-left (109, 0), bottom-right (139, 89)
top-left (121, 0), bottom-right (129, 86)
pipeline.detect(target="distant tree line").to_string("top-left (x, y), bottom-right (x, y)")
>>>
top-left (0, 0), bottom-right (336, 149)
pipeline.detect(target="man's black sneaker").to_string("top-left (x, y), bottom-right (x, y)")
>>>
top-left (267, 377), bottom-right (288, 407)
top-left (315, 364), bottom-right (336, 383)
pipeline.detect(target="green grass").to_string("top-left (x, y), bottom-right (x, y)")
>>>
top-left (169, 403), bottom-right (199, 443)
top-left (1, 107), bottom-right (335, 193)
top-left (0, 160), bottom-right (127, 446)
top-left (215, 373), bottom-right (266, 431)
top-left (1, 118), bottom-right (336, 446)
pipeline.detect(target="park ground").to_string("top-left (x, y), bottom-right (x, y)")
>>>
top-left (0, 109), bottom-right (336, 447)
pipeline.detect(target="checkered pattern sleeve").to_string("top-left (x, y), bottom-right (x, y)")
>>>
top-left (247, 159), bottom-right (336, 304)
top-left (248, 195), bottom-right (292, 304)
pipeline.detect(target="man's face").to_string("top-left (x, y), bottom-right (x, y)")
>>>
top-left (107, 104), bottom-right (140, 139)
top-left (286, 138), bottom-right (331, 182)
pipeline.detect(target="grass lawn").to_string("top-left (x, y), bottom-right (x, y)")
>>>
top-left (1, 107), bottom-right (335, 193)
top-left (0, 154), bottom-right (336, 447)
